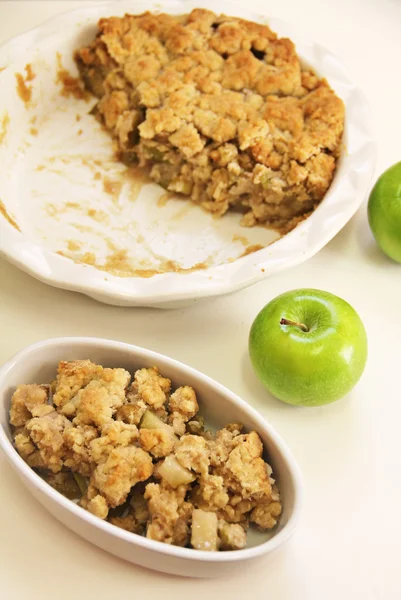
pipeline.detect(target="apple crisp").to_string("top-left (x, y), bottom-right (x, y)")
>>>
top-left (10, 360), bottom-right (282, 551)
top-left (75, 9), bottom-right (344, 231)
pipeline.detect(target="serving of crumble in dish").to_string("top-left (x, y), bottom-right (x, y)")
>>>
top-left (0, 337), bottom-right (303, 576)
top-left (9, 358), bottom-right (282, 551)
top-left (0, 0), bottom-right (375, 306)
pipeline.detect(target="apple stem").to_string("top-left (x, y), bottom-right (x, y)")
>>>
top-left (280, 318), bottom-right (309, 332)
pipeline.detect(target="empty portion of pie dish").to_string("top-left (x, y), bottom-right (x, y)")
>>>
top-left (0, 0), bottom-right (375, 306)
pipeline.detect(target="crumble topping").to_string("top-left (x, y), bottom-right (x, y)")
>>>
top-left (75, 9), bottom-right (344, 231)
top-left (10, 359), bottom-right (282, 551)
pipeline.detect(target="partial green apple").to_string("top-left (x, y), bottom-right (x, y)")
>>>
top-left (249, 289), bottom-right (368, 407)
top-left (368, 161), bottom-right (401, 263)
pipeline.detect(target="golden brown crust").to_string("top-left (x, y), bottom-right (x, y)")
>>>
top-left (168, 385), bottom-right (199, 419)
top-left (92, 446), bottom-right (153, 507)
top-left (10, 359), bottom-right (282, 550)
top-left (53, 360), bottom-right (103, 408)
top-left (10, 384), bottom-right (50, 427)
top-left (63, 424), bottom-right (98, 476)
top-left (139, 428), bottom-right (175, 458)
top-left (192, 474), bottom-right (229, 511)
top-left (90, 421), bottom-right (138, 463)
top-left (129, 367), bottom-right (171, 410)
top-left (56, 362), bottom-right (131, 426)
top-left (175, 434), bottom-right (210, 475)
top-left (76, 9), bottom-right (344, 230)
top-left (26, 412), bottom-right (73, 473)
top-left (87, 494), bottom-right (109, 519)
top-left (250, 500), bottom-right (282, 530)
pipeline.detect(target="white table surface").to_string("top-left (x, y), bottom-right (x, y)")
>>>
top-left (1, 1), bottom-right (400, 598)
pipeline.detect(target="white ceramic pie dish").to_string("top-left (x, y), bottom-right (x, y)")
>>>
top-left (0, 0), bottom-right (375, 307)
top-left (0, 337), bottom-right (303, 578)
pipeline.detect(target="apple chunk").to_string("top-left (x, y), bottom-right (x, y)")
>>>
top-left (191, 510), bottom-right (218, 551)
top-left (140, 410), bottom-right (177, 440)
top-left (158, 454), bottom-right (195, 488)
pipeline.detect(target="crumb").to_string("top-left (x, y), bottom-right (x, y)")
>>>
top-left (139, 428), bottom-right (175, 458)
top-left (93, 445), bottom-right (153, 507)
top-left (10, 384), bottom-right (50, 427)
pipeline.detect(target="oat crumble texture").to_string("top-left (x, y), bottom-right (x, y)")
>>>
top-left (75, 9), bottom-right (344, 231)
top-left (10, 359), bottom-right (282, 551)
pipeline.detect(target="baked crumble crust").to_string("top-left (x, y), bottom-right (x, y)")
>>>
top-left (10, 359), bottom-right (282, 551)
top-left (75, 9), bottom-right (344, 231)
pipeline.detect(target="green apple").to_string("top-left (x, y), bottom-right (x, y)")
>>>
top-left (368, 161), bottom-right (401, 263)
top-left (249, 289), bottom-right (368, 407)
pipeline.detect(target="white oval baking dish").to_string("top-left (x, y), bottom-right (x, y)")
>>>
top-left (0, 337), bottom-right (303, 578)
top-left (0, 0), bottom-right (376, 307)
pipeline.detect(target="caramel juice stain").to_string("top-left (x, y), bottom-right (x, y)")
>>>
top-left (232, 233), bottom-right (249, 246)
top-left (25, 64), bottom-right (35, 81)
top-left (0, 199), bottom-right (20, 231)
top-left (0, 112), bottom-right (10, 144)
top-left (103, 177), bottom-right (123, 203)
top-left (15, 63), bottom-right (36, 106)
top-left (126, 165), bottom-right (152, 203)
top-left (87, 208), bottom-right (109, 223)
top-left (67, 240), bottom-right (81, 251)
top-left (67, 247), bottom-right (210, 279)
top-left (101, 165), bottom-right (151, 206)
top-left (239, 244), bottom-right (265, 257)
top-left (157, 192), bottom-right (175, 208)
top-left (55, 52), bottom-right (89, 100)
